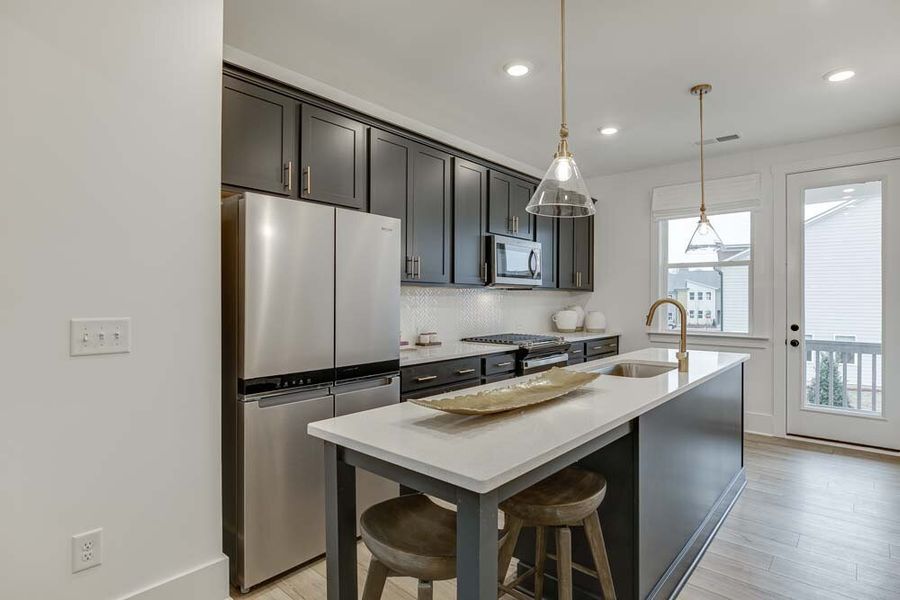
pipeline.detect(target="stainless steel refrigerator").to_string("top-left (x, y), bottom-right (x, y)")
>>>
top-left (221, 192), bottom-right (401, 592)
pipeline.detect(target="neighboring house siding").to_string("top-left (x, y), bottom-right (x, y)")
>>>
top-left (722, 266), bottom-right (749, 333)
top-left (804, 196), bottom-right (882, 390)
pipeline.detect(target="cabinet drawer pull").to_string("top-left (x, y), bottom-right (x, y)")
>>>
top-left (415, 375), bottom-right (437, 382)
top-left (305, 165), bottom-right (312, 194)
top-left (495, 361), bottom-right (513, 367)
top-left (456, 369), bottom-right (476, 375)
top-left (592, 344), bottom-right (614, 351)
top-left (571, 350), bottom-right (582, 354)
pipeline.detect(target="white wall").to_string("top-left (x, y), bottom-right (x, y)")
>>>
top-left (401, 287), bottom-right (592, 343)
top-left (586, 125), bottom-right (900, 435)
top-left (0, 2), bottom-right (227, 599)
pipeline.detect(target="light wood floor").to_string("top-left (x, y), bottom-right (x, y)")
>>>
top-left (232, 435), bottom-right (900, 600)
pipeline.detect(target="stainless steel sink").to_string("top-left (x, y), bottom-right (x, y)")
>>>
top-left (592, 362), bottom-right (677, 378)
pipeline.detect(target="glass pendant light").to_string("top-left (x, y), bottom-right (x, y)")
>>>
top-left (526, 0), bottom-right (595, 218)
top-left (685, 83), bottom-right (724, 254)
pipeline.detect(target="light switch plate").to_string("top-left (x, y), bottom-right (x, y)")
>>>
top-left (70, 318), bottom-right (131, 356)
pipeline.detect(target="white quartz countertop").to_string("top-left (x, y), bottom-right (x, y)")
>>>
top-left (400, 342), bottom-right (512, 367)
top-left (399, 330), bottom-right (620, 367)
top-left (310, 348), bottom-right (749, 493)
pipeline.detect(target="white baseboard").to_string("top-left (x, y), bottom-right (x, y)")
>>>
top-left (118, 555), bottom-right (229, 600)
top-left (744, 411), bottom-right (774, 436)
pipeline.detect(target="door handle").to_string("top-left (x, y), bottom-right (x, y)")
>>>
top-left (495, 361), bottom-right (513, 367)
top-left (415, 375), bottom-right (437, 382)
top-left (481, 262), bottom-right (488, 282)
top-left (456, 369), bottom-right (476, 375)
top-left (283, 161), bottom-right (293, 191)
top-left (790, 339), bottom-right (800, 347)
top-left (414, 256), bottom-right (421, 279)
top-left (405, 256), bottom-right (413, 278)
top-left (304, 166), bottom-right (311, 194)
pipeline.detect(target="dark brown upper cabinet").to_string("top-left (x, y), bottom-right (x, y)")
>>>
top-left (299, 104), bottom-right (367, 210)
top-left (453, 159), bottom-right (489, 285)
top-left (369, 129), bottom-right (451, 284)
top-left (488, 171), bottom-right (534, 240)
top-left (559, 215), bottom-right (594, 291)
top-left (534, 216), bottom-right (558, 289)
top-left (222, 75), bottom-right (298, 196)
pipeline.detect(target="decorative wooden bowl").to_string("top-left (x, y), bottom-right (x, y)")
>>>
top-left (409, 367), bottom-right (600, 415)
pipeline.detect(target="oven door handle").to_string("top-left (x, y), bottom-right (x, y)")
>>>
top-left (521, 353), bottom-right (569, 371)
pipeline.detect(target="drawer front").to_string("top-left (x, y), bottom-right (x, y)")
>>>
top-left (401, 379), bottom-right (479, 401)
top-left (566, 342), bottom-right (586, 362)
top-left (585, 337), bottom-right (619, 358)
top-left (483, 372), bottom-right (517, 385)
top-left (401, 357), bottom-right (481, 393)
top-left (482, 352), bottom-right (517, 376)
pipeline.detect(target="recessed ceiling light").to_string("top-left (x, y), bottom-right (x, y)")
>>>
top-left (503, 62), bottom-right (531, 77)
top-left (599, 127), bottom-right (619, 136)
top-left (824, 69), bottom-right (855, 83)
top-left (843, 188), bottom-right (855, 193)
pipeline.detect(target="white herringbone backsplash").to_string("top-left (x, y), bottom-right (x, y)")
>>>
top-left (400, 286), bottom-right (592, 342)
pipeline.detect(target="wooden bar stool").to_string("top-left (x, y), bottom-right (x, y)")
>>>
top-left (497, 467), bottom-right (616, 600)
top-left (360, 493), bottom-right (507, 600)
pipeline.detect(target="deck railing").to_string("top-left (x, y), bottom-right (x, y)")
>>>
top-left (805, 339), bottom-right (882, 413)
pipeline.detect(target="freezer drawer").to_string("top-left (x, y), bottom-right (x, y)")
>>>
top-left (334, 376), bottom-right (401, 530)
top-left (237, 390), bottom-right (334, 591)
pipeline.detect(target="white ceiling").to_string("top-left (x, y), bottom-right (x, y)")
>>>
top-left (224, 0), bottom-right (900, 177)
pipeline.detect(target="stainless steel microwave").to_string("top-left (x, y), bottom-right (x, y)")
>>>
top-left (487, 235), bottom-right (542, 287)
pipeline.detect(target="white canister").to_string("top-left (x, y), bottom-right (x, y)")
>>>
top-left (584, 311), bottom-right (607, 333)
top-left (565, 304), bottom-right (586, 329)
top-left (552, 310), bottom-right (579, 332)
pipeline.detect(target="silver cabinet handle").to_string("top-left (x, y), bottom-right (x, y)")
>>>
top-left (456, 368), bottom-right (476, 375)
top-left (481, 262), bottom-right (488, 282)
top-left (414, 256), bottom-right (421, 279)
top-left (571, 349), bottom-right (582, 354)
top-left (405, 256), bottom-right (413, 278)
top-left (495, 361), bottom-right (513, 367)
top-left (305, 165), bottom-right (312, 194)
top-left (283, 161), bottom-right (293, 191)
top-left (415, 375), bottom-right (437, 382)
top-left (514, 215), bottom-right (519, 233)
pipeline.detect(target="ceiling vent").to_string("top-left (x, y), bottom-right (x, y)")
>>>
top-left (695, 133), bottom-right (741, 146)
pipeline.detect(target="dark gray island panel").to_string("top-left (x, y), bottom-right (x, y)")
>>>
top-left (638, 364), bottom-right (744, 599)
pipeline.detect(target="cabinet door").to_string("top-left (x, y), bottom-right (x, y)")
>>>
top-left (453, 159), bottom-right (488, 285)
top-left (369, 129), bottom-right (414, 280)
top-left (299, 104), bottom-right (367, 210)
top-left (508, 177), bottom-right (535, 239)
top-left (222, 75), bottom-right (297, 196)
top-left (488, 170), bottom-right (512, 236)
top-left (534, 215), bottom-right (558, 289)
top-left (574, 215), bottom-right (594, 290)
top-left (559, 216), bottom-right (594, 290)
top-left (410, 144), bottom-right (452, 284)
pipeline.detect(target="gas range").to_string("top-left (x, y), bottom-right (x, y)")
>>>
top-left (461, 333), bottom-right (571, 375)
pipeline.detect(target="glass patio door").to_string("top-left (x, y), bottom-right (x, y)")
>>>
top-left (786, 160), bottom-right (900, 450)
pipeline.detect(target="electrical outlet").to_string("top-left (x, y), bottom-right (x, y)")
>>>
top-left (70, 318), bottom-right (131, 356)
top-left (71, 528), bottom-right (102, 573)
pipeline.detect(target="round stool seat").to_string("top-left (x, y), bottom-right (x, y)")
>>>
top-left (360, 494), bottom-right (457, 582)
top-left (500, 467), bottom-right (607, 526)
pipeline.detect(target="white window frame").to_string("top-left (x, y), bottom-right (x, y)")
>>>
top-left (651, 173), bottom-right (762, 339)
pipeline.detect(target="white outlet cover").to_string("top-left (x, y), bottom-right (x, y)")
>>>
top-left (72, 528), bottom-right (102, 573)
top-left (70, 318), bottom-right (131, 356)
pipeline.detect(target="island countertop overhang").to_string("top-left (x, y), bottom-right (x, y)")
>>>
top-left (308, 348), bottom-right (749, 494)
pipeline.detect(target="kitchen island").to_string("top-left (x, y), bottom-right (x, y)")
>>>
top-left (308, 348), bottom-right (748, 599)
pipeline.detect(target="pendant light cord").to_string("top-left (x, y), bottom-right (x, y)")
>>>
top-left (559, 0), bottom-right (568, 142)
top-left (699, 88), bottom-right (706, 215)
